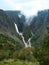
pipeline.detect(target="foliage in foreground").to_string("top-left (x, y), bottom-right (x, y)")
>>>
top-left (0, 33), bottom-right (24, 60)
top-left (0, 59), bottom-right (39, 65)
top-left (13, 47), bottom-right (37, 61)
top-left (33, 34), bottom-right (49, 65)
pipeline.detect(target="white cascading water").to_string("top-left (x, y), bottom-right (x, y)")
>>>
top-left (28, 37), bottom-right (32, 47)
top-left (14, 23), bottom-right (32, 47)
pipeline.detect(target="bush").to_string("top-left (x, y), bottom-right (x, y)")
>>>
top-left (33, 35), bottom-right (49, 65)
top-left (13, 47), bottom-right (36, 61)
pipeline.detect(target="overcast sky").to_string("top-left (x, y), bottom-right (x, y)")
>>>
top-left (0, 0), bottom-right (49, 16)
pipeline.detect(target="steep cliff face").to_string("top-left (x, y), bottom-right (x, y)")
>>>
top-left (30, 10), bottom-right (49, 44)
top-left (0, 10), bottom-right (16, 36)
top-left (0, 9), bottom-right (25, 34)
top-left (0, 9), bottom-right (24, 48)
top-left (6, 11), bottom-right (25, 32)
top-left (0, 10), bottom-right (10, 33)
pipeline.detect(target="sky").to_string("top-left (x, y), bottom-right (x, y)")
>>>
top-left (0, 0), bottom-right (49, 17)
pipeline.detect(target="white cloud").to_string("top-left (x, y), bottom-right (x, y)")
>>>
top-left (21, 0), bottom-right (49, 16)
top-left (4, 0), bottom-right (22, 10)
top-left (4, 0), bottom-right (49, 16)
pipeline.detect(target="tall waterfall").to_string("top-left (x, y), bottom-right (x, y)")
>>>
top-left (14, 23), bottom-right (32, 47)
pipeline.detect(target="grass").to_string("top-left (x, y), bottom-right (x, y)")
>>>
top-left (0, 59), bottom-right (39, 65)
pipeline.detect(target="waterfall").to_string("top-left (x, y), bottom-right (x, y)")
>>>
top-left (14, 23), bottom-right (22, 36)
top-left (28, 37), bottom-right (32, 47)
top-left (14, 23), bottom-right (32, 47)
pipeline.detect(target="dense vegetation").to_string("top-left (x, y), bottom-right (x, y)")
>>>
top-left (33, 33), bottom-right (49, 65)
top-left (0, 59), bottom-right (39, 65)
top-left (0, 33), bottom-right (24, 60)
